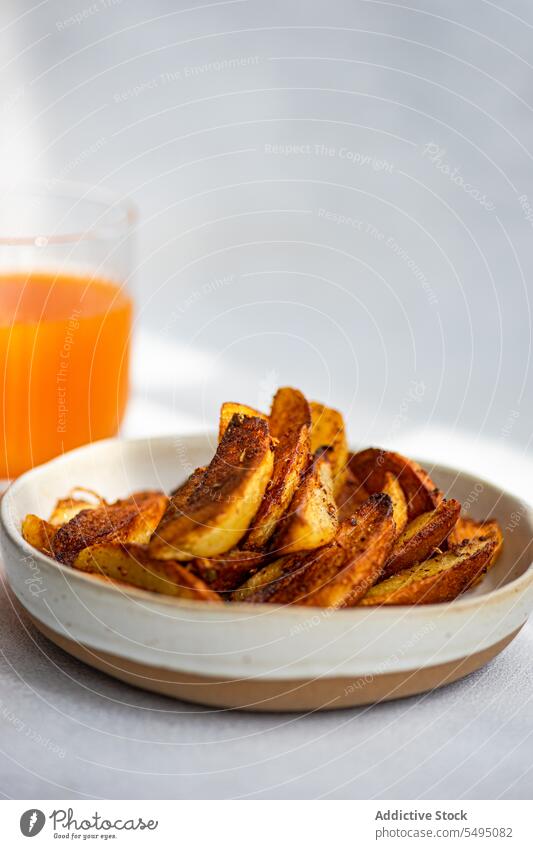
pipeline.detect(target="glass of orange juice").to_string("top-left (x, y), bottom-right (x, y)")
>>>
top-left (0, 182), bottom-right (136, 480)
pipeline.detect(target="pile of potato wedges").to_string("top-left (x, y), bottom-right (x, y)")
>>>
top-left (22, 387), bottom-right (503, 608)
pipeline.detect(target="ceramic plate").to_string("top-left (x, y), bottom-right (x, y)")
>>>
top-left (1, 434), bottom-right (532, 712)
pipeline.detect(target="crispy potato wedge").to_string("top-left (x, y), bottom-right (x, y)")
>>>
top-left (52, 492), bottom-right (168, 566)
top-left (245, 387), bottom-right (311, 549)
top-left (359, 537), bottom-right (496, 606)
top-left (271, 454), bottom-right (338, 555)
top-left (382, 472), bottom-right (408, 536)
top-left (448, 515), bottom-right (503, 580)
top-left (449, 515), bottom-right (503, 553)
top-left (383, 498), bottom-right (461, 578)
top-left (49, 498), bottom-right (98, 527)
top-left (74, 543), bottom-right (221, 602)
top-left (21, 514), bottom-right (56, 557)
top-left (149, 415), bottom-right (274, 561)
top-left (170, 467), bottom-right (206, 498)
top-left (349, 448), bottom-right (442, 519)
top-left (192, 549), bottom-right (267, 593)
top-left (309, 401), bottom-right (348, 496)
top-left (242, 494), bottom-right (395, 607)
top-left (336, 468), bottom-right (372, 522)
top-left (218, 402), bottom-right (267, 441)
top-left (48, 487), bottom-right (104, 526)
top-left (232, 553), bottom-right (303, 603)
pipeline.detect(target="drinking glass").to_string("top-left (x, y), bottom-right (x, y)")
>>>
top-left (0, 181), bottom-right (136, 479)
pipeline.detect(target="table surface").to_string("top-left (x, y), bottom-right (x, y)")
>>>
top-left (0, 579), bottom-right (531, 800)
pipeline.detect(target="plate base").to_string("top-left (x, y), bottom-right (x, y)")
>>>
top-left (26, 610), bottom-right (521, 712)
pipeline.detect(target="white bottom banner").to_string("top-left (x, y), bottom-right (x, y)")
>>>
top-left (0, 799), bottom-right (529, 848)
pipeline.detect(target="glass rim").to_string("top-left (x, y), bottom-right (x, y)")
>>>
top-left (0, 179), bottom-right (138, 246)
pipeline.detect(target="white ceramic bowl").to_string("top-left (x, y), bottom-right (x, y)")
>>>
top-left (2, 434), bottom-right (532, 712)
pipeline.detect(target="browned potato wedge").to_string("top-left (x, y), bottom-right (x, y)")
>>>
top-left (359, 537), bottom-right (496, 606)
top-left (149, 415), bottom-right (274, 561)
top-left (245, 387), bottom-right (311, 549)
top-left (336, 469), bottom-right (372, 522)
top-left (382, 472), bottom-right (408, 536)
top-left (192, 549), bottom-right (267, 593)
top-left (448, 515), bottom-right (503, 580)
top-left (232, 555), bottom-right (300, 603)
top-left (449, 515), bottom-right (503, 554)
top-left (21, 515), bottom-right (56, 557)
top-left (218, 402), bottom-right (267, 441)
top-left (52, 492), bottom-right (168, 566)
top-left (349, 448), bottom-right (442, 520)
top-left (309, 401), bottom-right (348, 496)
top-left (242, 494), bottom-right (395, 608)
top-left (48, 487), bottom-right (104, 526)
top-left (271, 454), bottom-right (338, 555)
top-left (170, 467), bottom-right (206, 498)
top-left (74, 543), bottom-right (221, 602)
top-left (383, 498), bottom-right (461, 578)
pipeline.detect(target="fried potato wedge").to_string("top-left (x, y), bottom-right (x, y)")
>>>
top-left (449, 515), bottom-right (503, 553)
top-left (192, 549), bottom-right (267, 593)
top-left (448, 515), bottom-right (503, 579)
top-left (309, 401), bottom-right (348, 496)
top-left (149, 415), bottom-right (274, 561)
top-left (349, 448), bottom-right (442, 519)
top-left (270, 453), bottom-right (338, 555)
top-left (242, 494), bottom-right (395, 607)
top-left (74, 543), bottom-right (221, 602)
top-left (359, 537), bottom-right (496, 606)
top-left (383, 498), bottom-right (461, 578)
top-left (382, 472), bottom-right (408, 537)
top-left (218, 402), bottom-right (267, 441)
top-left (170, 467), bottom-right (206, 498)
top-left (48, 487), bottom-right (104, 526)
top-left (245, 387), bottom-right (311, 549)
top-left (21, 514), bottom-right (56, 557)
top-left (336, 468), bottom-right (372, 522)
top-left (232, 553), bottom-right (304, 603)
top-left (52, 492), bottom-right (168, 566)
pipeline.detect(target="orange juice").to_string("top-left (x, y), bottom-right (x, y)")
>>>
top-left (0, 271), bottom-right (132, 478)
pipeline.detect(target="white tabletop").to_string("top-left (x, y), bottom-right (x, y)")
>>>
top-left (0, 582), bottom-right (531, 800)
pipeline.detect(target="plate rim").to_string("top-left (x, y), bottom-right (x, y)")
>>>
top-left (2, 432), bottom-right (533, 617)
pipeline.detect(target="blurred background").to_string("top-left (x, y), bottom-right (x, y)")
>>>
top-left (1, 0), bottom-right (532, 491)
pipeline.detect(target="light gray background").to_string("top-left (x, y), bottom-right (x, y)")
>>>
top-left (0, 0), bottom-right (532, 799)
